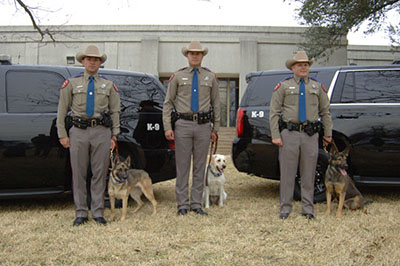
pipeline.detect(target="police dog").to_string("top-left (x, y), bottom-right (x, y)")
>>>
top-left (108, 156), bottom-right (157, 221)
top-left (325, 142), bottom-right (366, 218)
top-left (202, 154), bottom-right (227, 209)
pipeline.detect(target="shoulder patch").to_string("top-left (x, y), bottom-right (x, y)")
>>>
top-left (60, 79), bottom-right (69, 89)
top-left (113, 83), bottom-right (119, 93)
top-left (321, 84), bottom-right (327, 93)
top-left (168, 73), bottom-right (175, 83)
top-left (273, 82), bottom-right (281, 92)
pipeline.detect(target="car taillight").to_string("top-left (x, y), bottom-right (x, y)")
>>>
top-left (236, 108), bottom-right (245, 137)
top-left (168, 140), bottom-right (175, 150)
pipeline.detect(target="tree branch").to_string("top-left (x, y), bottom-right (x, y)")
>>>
top-left (15, 0), bottom-right (56, 42)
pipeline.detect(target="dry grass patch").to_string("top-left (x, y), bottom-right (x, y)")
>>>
top-left (1, 156), bottom-right (400, 265)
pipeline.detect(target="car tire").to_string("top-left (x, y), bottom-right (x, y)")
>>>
top-left (293, 149), bottom-right (329, 203)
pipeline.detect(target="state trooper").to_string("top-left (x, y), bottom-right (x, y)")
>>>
top-left (163, 41), bottom-right (220, 216)
top-left (269, 51), bottom-right (333, 220)
top-left (57, 45), bottom-right (121, 226)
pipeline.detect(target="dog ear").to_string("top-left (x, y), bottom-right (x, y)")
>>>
top-left (342, 140), bottom-right (350, 156)
top-left (125, 156), bottom-right (131, 167)
top-left (113, 156), bottom-right (120, 165)
top-left (329, 142), bottom-right (338, 156)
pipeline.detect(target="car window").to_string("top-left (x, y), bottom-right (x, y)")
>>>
top-left (242, 72), bottom-right (318, 107)
top-left (6, 70), bottom-right (64, 113)
top-left (241, 73), bottom-right (289, 107)
top-left (332, 70), bottom-right (400, 103)
top-left (103, 74), bottom-right (165, 112)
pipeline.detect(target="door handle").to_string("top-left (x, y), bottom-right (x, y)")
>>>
top-left (336, 114), bottom-right (359, 119)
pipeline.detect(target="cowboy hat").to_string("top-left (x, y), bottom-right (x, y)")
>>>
top-left (76, 45), bottom-right (107, 63)
top-left (285, 50), bottom-right (314, 69)
top-left (181, 41), bottom-right (208, 57)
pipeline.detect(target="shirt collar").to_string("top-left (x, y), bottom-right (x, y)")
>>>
top-left (84, 72), bottom-right (99, 80)
top-left (189, 66), bottom-right (201, 74)
top-left (293, 75), bottom-right (309, 84)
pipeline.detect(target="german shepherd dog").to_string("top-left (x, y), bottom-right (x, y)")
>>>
top-left (325, 141), bottom-right (366, 218)
top-left (108, 156), bottom-right (157, 221)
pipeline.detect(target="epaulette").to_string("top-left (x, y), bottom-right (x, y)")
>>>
top-left (202, 67), bottom-right (213, 72)
top-left (99, 74), bottom-right (109, 80)
top-left (273, 76), bottom-right (293, 92)
top-left (177, 67), bottom-right (187, 72)
top-left (61, 73), bottom-right (83, 89)
top-left (70, 73), bottom-right (84, 79)
top-left (99, 74), bottom-right (119, 93)
top-left (310, 77), bottom-right (327, 93)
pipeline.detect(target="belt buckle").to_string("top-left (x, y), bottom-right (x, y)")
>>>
top-left (299, 123), bottom-right (304, 132)
top-left (90, 119), bottom-right (97, 127)
top-left (193, 114), bottom-right (198, 122)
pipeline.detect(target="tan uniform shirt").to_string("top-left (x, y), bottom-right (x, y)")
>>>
top-left (269, 75), bottom-right (332, 139)
top-left (163, 66), bottom-right (220, 132)
top-left (57, 72), bottom-right (121, 138)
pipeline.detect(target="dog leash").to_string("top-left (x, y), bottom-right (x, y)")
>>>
top-left (108, 139), bottom-right (119, 174)
top-left (323, 138), bottom-right (337, 154)
top-left (205, 132), bottom-right (219, 187)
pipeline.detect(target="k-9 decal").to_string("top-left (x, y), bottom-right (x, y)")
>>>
top-left (251, 111), bottom-right (264, 118)
top-left (147, 123), bottom-right (160, 131)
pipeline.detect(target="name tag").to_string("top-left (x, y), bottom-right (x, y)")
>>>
top-left (289, 87), bottom-right (295, 90)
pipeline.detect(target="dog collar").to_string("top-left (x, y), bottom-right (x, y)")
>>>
top-left (110, 173), bottom-right (124, 184)
top-left (209, 166), bottom-right (222, 177)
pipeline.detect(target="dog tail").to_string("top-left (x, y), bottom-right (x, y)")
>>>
top-left (364, 200), bottom-right (373, 206)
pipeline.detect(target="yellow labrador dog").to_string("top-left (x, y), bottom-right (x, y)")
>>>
top-left (202, 154), bottom-right (227, 209)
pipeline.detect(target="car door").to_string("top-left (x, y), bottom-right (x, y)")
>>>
top-left (330, 68), bottom-right (400, 182)
top-left (0, 67), bottom-right (71, 192)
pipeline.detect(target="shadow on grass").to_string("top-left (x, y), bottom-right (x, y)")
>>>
top-left (0, 193), bottom-right (74, 211)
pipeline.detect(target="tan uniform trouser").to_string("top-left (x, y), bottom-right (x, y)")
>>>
top-left (279, 129), bottom-right (319, 214)
top-left (174, 119), bottom-right (211, 210)
top-left (69, 126), bottom-right (111, 218)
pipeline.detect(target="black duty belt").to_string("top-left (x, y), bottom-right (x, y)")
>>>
top-left (72, 116), bottom-right (105, 129)
top-left (178, 111), bottom-right (212, 124)
top-left (280, 121), bottom-right (321, 136)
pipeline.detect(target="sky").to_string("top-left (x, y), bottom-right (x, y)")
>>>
top-left (0, 0), bottom-right (397, 45)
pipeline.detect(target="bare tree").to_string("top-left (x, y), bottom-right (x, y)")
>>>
top-left (13, 0), bottom-right (56, 42)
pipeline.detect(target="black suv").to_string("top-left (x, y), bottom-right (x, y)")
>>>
top-left (0, 60), bottom-right (175, 198)
top-left (233, 65), bottom-right (400, 202)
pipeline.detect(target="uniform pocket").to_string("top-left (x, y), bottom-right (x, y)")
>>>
top-left (178, 80), bottom-right (192, 98)
top-left (72, 88), bottom-right (87, 106)
top-left (200, 81), bottom-right (212, 95)
top-left (308, 90), bottom-right (319, 105)
top-left (96, 88), bottom-right (111, 110)
top-left (285, 90), bottom-right (299, 105)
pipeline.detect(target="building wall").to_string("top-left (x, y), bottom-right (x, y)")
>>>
top-left (1, 25), bottom-right (399, 102)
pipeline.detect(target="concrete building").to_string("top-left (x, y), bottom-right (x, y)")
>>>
top-left (1, 25), bottom-right (399, 127)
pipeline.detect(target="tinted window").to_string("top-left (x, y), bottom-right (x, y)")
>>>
top-left (6, 70), bottom-right (64, 113)
top-left (333, 70), bottom-right (400, 103)
top-left (104, 74), bottom-right (165, 112)
top-left (242, 73), bottom-right (289, 107)
top-left (242, 72), bottom-right (318, 107)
